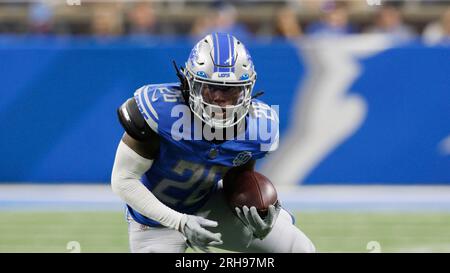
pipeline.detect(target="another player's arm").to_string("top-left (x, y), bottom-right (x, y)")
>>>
top-left (111, 97), bottom-right (222, 249)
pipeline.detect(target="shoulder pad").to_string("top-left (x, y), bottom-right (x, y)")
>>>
top-left (133, 84), bottom-right (184, 138)
top-left (117, 97), bottom-right (157, 142)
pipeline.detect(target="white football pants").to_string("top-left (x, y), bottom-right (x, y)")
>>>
top-left (127, 188), bottom-right (315, 253)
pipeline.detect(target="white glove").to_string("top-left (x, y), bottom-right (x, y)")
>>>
top-left (179, 214), bottom-right (223, 252)
top-left (235, 202), bottom-right (281, 240)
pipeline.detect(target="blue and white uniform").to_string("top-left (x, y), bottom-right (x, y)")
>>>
top-left (119, 32), bottom-right (314, 253)
top-left (127, 83), bottom-right (279, 227)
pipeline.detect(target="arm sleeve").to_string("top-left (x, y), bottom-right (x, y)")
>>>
top-left (111, 140), bottom-right (186, 231)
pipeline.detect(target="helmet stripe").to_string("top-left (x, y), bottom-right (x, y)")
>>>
top-left (227, 34), bottom-right (232, 73)
top-left (212, 33), bottom-right (237, 73)
top-left (213, 33), bottom-right (219, 72)
top-left (219, 33), bottom-right (229, 66)
top-left (229, 34), bottom-right (236, 73)
top-left (217, 33), bottom-right (232, 72)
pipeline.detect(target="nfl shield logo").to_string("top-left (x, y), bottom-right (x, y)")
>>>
top-left (233, 151), bottom-right (252, 166)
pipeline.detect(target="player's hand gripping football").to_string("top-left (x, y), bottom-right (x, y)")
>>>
top-left (235, 202), bottom-right (281, 240)
top-left (179, 214), bottom-right (223, 252)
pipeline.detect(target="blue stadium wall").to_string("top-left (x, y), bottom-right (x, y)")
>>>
top-left (0, 36), bottom-right (449, 184)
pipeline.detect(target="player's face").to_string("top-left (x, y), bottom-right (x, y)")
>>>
top-left (200, 83), bottom-right (245, 121)
top-left (201, 84), bottom-right (243, 108)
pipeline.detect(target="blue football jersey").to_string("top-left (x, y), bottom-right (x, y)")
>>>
top-left (126, 83), bottom-right (279, 227)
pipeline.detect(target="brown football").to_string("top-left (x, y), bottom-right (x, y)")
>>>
top-left (223, 170), bottom-right (278, 218)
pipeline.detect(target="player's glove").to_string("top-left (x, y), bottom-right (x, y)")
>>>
top-left (235, 202), bottom-right (281, 241)
top-left (179, 214), bottom-right (223, 252)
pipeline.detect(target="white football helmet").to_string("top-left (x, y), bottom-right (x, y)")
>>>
top-left (182, 33), bottom-right (257, 129)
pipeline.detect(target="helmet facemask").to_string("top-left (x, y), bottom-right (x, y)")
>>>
top-left (186, 72), bottom-right (254, 129)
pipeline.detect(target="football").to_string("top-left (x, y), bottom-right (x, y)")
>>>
top-left (223, 170), bottom-right (278, 217)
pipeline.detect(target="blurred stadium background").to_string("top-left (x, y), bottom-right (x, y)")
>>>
top-left (0, 0), bottom-right (450, 253)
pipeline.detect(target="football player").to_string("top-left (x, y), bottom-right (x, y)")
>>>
top-left (111, 33), bottom-right (315, 253)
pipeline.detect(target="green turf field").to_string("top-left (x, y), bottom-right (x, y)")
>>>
top-left (1, 211), bottom-right (450, 253)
